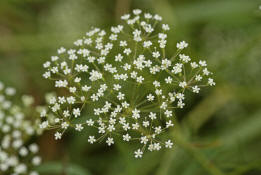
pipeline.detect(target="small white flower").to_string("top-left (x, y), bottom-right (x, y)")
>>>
top-left (75, 124), bottom-right (84, 131)
top-left (123, 48), bottom-right (132, 55)
top-left (162, 24), bottom-right (170, 31)
top-left (86, 119), bottom-right (94, 126)
top-left (179, 81), bottom-right (187, 88)
top-left (123, 133), bottom-right (131, 141)
top-left (143, 121), bottom-right (150, 128)
top-left (208, 78), bottom-right (215, 86)
top-left (152, 51), bottom-right (160, 58)
top-left (147, 94), bottom-right (155, 101)
top-left (54, 132), bottom-right (62, 140)
top-left (154, 143), bottom-right (161, 150)
top-left (117, 92), bottom-right (125, 100)
top-left (143, 41), bottom-right (152, 48)
top-left (177, 41), bottom-right (188, 50)
top-left (199, 60), bottom-right (207, 67)
top-left (88, 136), bottom-right (96, 144)
top-left (61, 122), bottom-right (69, 129)
top-left (165, 140), bottom-right (173, 148)
top-left (115, 54), bottom-right (123, 62)
top-left (106, 137), bottom-right (114, 146)
top-left (166, 120), bottom-right (174, 128)
top-left (134, 149), bottom-right (143, 158)
top-left (73, 108), bottom-right (81, 118)
top-left (192, 86), bottom-right (200, 93)
top-left (195, 75), bottom-right (202, 81)
top-left (149, 112), bottom-right (157, 120)
top-left (133, 9), bottom-right (142, 15)
top-left (32, 156), bottom-right (42, 166)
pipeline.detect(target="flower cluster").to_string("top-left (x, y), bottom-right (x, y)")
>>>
top-left (40, 9), bottom-right (215, 158)
top-left (0, 81), bottom-right (42, 175)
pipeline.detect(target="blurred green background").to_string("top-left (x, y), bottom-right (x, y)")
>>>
top-left (1, 0), bottom-right (261, 174)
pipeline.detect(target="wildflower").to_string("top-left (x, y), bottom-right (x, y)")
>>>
top-left (165, 140), bottom-right (173, 148)
top-left (75, 124), bottom-right (84, 131)
top-left (0, 82), bottom-right (41, 174)
top-left (106, 137), bottom-right (114, 146)
top-left (134, 149), bottom-right (143, 158)
top-left (123, 133), bottom-right (131, 141)
top-left (177, 41), bottom-right (188, 50)
top-left (88, 136), bottom-right (96, 144)
top-left (55, 132), bottom-right (62, 140)
top-left (40, 9), bottom-right (215, 158)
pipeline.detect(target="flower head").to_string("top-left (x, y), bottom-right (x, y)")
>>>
top-left (0, 81), bottom-right (42, 174)
top-left (40, 9), bottom-right (215, 158)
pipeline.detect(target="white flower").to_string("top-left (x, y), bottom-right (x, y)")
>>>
top-left (208, 78), bottom-right (215, 86)
top-left (88, 136), bottom-right (96, 144)
top-left (55, 80), bottom-right (68, 88)
top-left (136, 76), bottom-right (144, 83)
top-left (165, 76), bottom-right (173, 84)
top-left (199, 60), bottom-right (207, 67)
top-left (73, 108), bottom-right (81, 118)
top-left (133, 9), bottom-right (142, 15)
top-left (154, 143), bottom-right (161, 150)
top-left (179, 54), bottom-right (191, 63)
top-left (61, 122), bottom-right (69, 129)
top-left (149, 112), bottom-right (157, 120)
top-left (192, 86), bottom-right (200, 93)
top-left (123, 48), bottom-right (132, 55)
top-left (177, 100), bottom-right (185, 108)
top-left (120, 40), bottom-right (127, 46)
top-left (82, 85), bottom-right (91, 92)
top-left (143, 121), bottom-right (150, 127)
top-left (5, 87), bottom-right (16, 96)
top-left (152, 51), bottom-right (160, 58)
top-left (58, 47), bottom-right (66, 54)
top-left (86, 119), bottom-right (94, 126)
top-left (32, 156), bottom-right (41, 166)
top-left (54, 132), bottom-right (62, 140)
top-left (75, 124), bottom-right (84, 131)
top-left (165, 140), bottom-right (173, 148)
top-left (166, 120), bottom-right (174, 128)
top-left (155, 126), bottom-right (162, 134)
top-left (191, 62), bottom-right (199, 68)
top-left (40, 121), bottom-right (48, 129)
top-left (162, 24), bottom-right (170, 31)
top-left (195, 75), bottom-right (202, 81)
top-left (134, 149), bottom-right (143, 158)
top-left (177, 41), bottom-right (188, 50)
top-left (132, 123), bottom-right (140, 130)
top-left (123, 133), bottom-right (131, 141)
top-left (106, 137), bottom-right (114, 146)
top-left (43, 71), bottom-right (51, 79)
top-left (115, 54), bottom-right (123, 62)
top-left (117, 92), bottom-right (125, 100)
top-left (89, 70), bottom-right (102, 81)
top-left (164, 110), bottom-right (172, 117)
top-left (40, 10), bottom-right (215, 158)
top-left (154, 14), bottom-right (162, 21)
top-left (132, 108), bottom-right (140, 119)
top-left (143, 41), bottom-right (152, 48)
top-left (147, 94), bottom-right (155, 101)
top-left (179, 81), bottom-right (187, 88)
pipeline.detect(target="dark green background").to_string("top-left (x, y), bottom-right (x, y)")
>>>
top-left (1, 0), bottom-right (261, 175)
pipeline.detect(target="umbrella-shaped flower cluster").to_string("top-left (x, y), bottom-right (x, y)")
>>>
top-left (40, 9), bottom-right (215, 158)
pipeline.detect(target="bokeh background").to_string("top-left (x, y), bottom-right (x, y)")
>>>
top-left (1, 0), bottom-right (261, 174)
